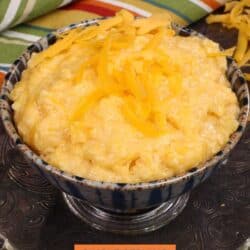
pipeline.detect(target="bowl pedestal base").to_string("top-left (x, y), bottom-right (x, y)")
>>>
top-left (63, 192), bottom-right (190, 234)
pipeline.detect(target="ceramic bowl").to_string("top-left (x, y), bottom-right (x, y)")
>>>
top-left (0, 19), bottom-right (249, 216)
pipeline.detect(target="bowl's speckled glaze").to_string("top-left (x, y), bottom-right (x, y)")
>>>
top-left (0, 19), bottom-right (249, 213)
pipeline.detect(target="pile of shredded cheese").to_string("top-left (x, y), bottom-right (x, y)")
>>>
top-left (207, 0), bottom-right (250, 81)
top-left (10, 10), bottom-right (240, 183)
top-left (31, 10), bottom-right (175, 137)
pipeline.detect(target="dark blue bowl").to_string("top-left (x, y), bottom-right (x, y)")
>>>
top-left (0, 19), bottom-right (249, 213)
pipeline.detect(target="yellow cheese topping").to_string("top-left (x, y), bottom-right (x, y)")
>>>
top-left (11, 10), bottom-right (239, 183)
top-left (207, 0), bottom-right (250, 68)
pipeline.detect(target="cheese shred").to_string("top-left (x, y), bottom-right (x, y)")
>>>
top-left (206, 0), bottom-right (250, 80)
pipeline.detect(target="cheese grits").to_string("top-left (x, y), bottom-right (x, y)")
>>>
top-left (10, 10), bottom-right (239, 183)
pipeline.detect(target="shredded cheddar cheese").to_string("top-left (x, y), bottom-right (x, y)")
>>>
top-left (207, 0), bottom-right (250, 71)
top-left (34, 10), bottom-right (178, 137)
top-left (10, 10), bottom-right (239, 183)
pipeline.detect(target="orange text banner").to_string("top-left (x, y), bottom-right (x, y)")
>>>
top-left (75, 245), bottom-right (176, 250)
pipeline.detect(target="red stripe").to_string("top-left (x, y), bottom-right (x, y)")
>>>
top-left (64, 2), bottom-right (117, 16)
top-left (62, 1), bottom-right (141, 17)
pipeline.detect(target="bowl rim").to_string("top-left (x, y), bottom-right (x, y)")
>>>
top-left (0, 19), bottom-right (249, 191)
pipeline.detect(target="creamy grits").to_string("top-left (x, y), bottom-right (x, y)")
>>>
top-left (10, 10), bottom-right (239, 183)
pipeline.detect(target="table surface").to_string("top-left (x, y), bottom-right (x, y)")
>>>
top-left (0, 17), bottom-right (249, 250)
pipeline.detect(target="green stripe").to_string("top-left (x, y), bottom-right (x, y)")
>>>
top-left (0, 42), bottom-right (26, 64)
top-left (11, 0), bottom-right (28, 27)
top-left (144, 0), bottom-right (207, 22)
top-left (27, 0), bottom-right (62, 21)
top-left (12, 24), bottom-right (51, 37)
top-left (0, 35), bottom-right (30, 45)
top-left (23, 23), bottom-right (54, 33)
top-left (0, 0), bottom-right (11, 24)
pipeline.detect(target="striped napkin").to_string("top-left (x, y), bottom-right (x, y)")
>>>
top-left (0, 0), bottom-right (227, 82)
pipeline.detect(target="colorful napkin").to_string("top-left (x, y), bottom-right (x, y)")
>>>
top-left (0, 0), bottom-right (76, 32)
top-left (0, 0), bottom-right (227, 82)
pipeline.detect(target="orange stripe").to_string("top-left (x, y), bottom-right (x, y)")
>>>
top-left (201, 0), bottom-right (221, 9)
top-left (0, 72), bottom-right (5, 87)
